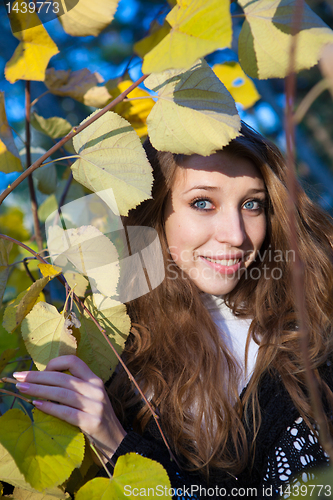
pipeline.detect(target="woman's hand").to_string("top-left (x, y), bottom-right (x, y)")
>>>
top-left (13, 355), bottom-right (127, 463)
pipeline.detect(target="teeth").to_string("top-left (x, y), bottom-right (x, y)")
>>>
top-left (205, 257), bottom-right (240, 266)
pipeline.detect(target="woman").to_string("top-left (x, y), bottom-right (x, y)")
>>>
top-left (13, 124), bottom-right (333, 498)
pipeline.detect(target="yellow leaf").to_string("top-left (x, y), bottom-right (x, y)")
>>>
top-left (12, 487), bottom-right (70, 499)
top-left (238, 0), bottom-right (333, 79)
top-left (77, 294), bottom-right (130, 382)
top-left (146, 59), bottom-right (241, 156)
top-left (0, 443), bottom-right (69, 498)
top-left (134, 21), bottom-right (171, 59)
top-left (63, 272), bottom-right (88, 298)
top-left (213, 62), bottom-right (260, 110)
top-left (0, 92), bottom-right (22, 173)
top-left (76, 453), bottom-right (172, 499)
top-left (3, 277), bottom-right (50, 333)
top-left (44, 68), bottom-right (110, 108)
top-left (106, 80), bottom-right (155, 137)
top-left (0, 409), bottom-right (84, 491)
top-left (71, 111), bottom-right (153, 216)
top-left (142, 0), bottom-right (232, 73)
top-left (58, 0), bottom-right (119, 37)
top-left (0, 208), bottom-right (30, 243)
top-left (21, 303), bottom-right (78, 370)
top-left (46, 225), bottom-right (119, 297)
top-left (37, 263), bottom-right (62, 279)
top-left (0, 442), bottom-right (31, 491)
top-left (5, 12), bottom-right (59, 83)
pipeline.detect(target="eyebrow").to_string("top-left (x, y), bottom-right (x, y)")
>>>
top-left (183, 186), bottom-right (267, 195)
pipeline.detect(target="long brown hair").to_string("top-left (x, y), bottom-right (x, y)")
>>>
top-left (109, 123), bottom-right (333, 476)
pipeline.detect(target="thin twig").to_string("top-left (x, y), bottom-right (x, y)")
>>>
top-left (285, 0), bottom-right (333, 460)
top-left (0, 388), bottom-right (32, 404)
top-left (0, 75), bottom-right (148, 206)
top-left (25, 81), bottom-right (43, 253)
top-left (31, 90), bottom-right (51, 107)
top-left (23, 257), bottom-right (36, 283)
top-left (294, 78), bottom-right (331, 124)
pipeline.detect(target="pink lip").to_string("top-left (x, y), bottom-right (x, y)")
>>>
top-left (199, 256), bottom-right (243, 275)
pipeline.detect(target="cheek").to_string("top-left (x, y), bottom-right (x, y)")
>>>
top-left (256, 216), bottom-right (267, 249)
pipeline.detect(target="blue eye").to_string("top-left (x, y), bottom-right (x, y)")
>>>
top-left (243, 199), bottom-right (263, 210)
top-left (192, 199), bottom-right (214, 210)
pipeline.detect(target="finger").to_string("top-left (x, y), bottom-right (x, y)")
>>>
top-left (16, 382), bottom-right (104, 413)
top-left (45, 355), bottom-right (103, 386)
top-left (32, 399), bottom-right (101, 433)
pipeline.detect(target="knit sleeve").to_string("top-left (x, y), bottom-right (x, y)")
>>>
top-left (260, 416), bottom-right (330, 499)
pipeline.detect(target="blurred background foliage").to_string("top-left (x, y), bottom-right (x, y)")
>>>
top-left (0, 0), bottom-right (333, 227)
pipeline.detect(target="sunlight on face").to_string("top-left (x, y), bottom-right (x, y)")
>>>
top-left (164, 151), bottom-right (267, 295)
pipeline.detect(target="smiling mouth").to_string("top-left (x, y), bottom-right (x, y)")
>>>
top-left (203, 257), bottom-right (241, 266)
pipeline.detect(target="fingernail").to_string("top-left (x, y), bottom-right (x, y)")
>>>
top-left (13, 372), bottom-right (28, 381)
top-left (33, 400), bottom-right (43, 407)
top-left (16, 382), bottom-right (30, 392)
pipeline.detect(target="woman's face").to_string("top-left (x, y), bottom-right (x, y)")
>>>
top-left (164, 151), bottom-right (267, 295)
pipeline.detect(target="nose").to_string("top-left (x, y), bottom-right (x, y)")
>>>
top-left (214, 208), bottom-right (246, 247)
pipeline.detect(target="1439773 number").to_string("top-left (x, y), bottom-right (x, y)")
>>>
top-left (278, 484), bottom-right (332, 497)
top-left (5, 2), bottom-right (60, 14)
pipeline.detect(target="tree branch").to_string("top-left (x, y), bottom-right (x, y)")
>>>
top-left (25, 81), bottom-right (43, 252)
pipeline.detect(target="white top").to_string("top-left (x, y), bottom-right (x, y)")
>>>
top-left (202, 294), bottom-right (259, 393)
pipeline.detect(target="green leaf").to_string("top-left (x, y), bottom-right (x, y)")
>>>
top-left (213, 62), bottom-right (260, 110)
top-left (142, 0), bottom-right (232, 73)
top-left (0, 348), bottom-right (18, 376)
top-left (47, 225), bottom-right (119, 297)
top-left (44, 68), bottom-right (111, 108)
top-left (0, 409), bottom-right (84, 491)
top-left (75, 453), bottom-right (172, 499)
top-left (71, 111), bottom-right (153, 216)
top-left (58, 0), bottom-right (119, 37)
top-left (0, 239), bottom-right (13, 308)
top-left (238, 0), bottom-right (333, 79)
top-left (146, 59), bottom-right (240, 156)
top-left (19, 146), bottom-right (57, 195)
top-left (0, 92), bottom-right (22, 173)
top-left (5, 12), bottom-right (59, 83)
top-left (21, 302), bottom-right (78, 371)
top-left (3, 276), bottom-right (51, 333)
top-left (77, 294), bottom-right (130, 382)
top-left (31, 113), bottom-right (72, 139)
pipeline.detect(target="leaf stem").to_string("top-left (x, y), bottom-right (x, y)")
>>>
top-left (25, 81), bottom-right (43, 253)
top-left (31, 90), bottom-right (51, 107)
top-left (294, 78), bottom-right (331, 124)
top-left (0, 74), bottom-right (148, 206)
